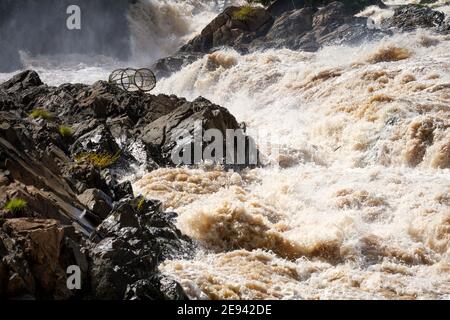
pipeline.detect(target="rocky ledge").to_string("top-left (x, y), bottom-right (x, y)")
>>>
top-left (0, 70), bottom-right (254, 299)
top-left (154, 0), bottom-right (450, 78)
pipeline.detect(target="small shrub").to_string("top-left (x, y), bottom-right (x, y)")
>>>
top-left (75, 151), bottom-right (121, 169)
top-left (137, 198), bottom-right (146, 212)
top-left (59, 125), bottom-right (73, 138)
top-left (30, 108), bottom-right (53, 121)
top-left (4, 198), bottom-right (27, 213)
top-left (233, 5), bottom-right (258, 21)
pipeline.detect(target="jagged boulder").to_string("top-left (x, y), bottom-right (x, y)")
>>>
top-left (259, 2), bottom-right (386, 51)
top-left (383, 4), bottom-right (448, 31)
top-left (151, 52), bottom-right (204, 80)
top-left (88, 197), bottom-right (192, 300)
top-left (77, 189), bottom-right (113, 220)
top-left (181, 6), bottom-right (274, 54)
top-left (0, 218), bottom-right (83, 299)
top-left (141, 96), bottom-right (258, 168)
top-left (71, 124), bottom-right (120, 156)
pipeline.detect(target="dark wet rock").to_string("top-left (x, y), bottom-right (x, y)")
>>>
top-left (261, 2), bottom-right (387, 51)
top-left (384, 4), bottom-right (447, 31)
top-left (88, 197), bottom-right (193, 300)
top-left (77, 189), bottom-right (113, 220)
top-left (99, 169), bottom-right (135, 202)
top-left (71, 124), bottom-right (120, 156)
top-left (264, 7), bottom-right (316, 51)
top-left (0, 70), bottom-right (43, 93)
top-left (152, 52), bottom-right (205, 80)
top-left (62, 162), bottom-right (108, 196)
top-left (268, 0), bottom-right (309, 17)
top-left (141, 96), bottom-right (259, 168)
top-left (181, 6), bottom-right (274, 54)
top-left (124, 275), bottom-right (189, 300)
top-left (268, 7), bottom-right (314, 37)
top-left (111, 181), bottom-right (134, 201)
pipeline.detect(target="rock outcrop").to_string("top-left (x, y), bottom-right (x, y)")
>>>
top-left (153, 1), bottom-right (389, 77)
top-left (89, 197), bottom-right (193, 300)
top-left (383, 4), bottom-right (450, 31)
top-left (0, 70), bottom-right (255, 299)
top-left (261, 1), bottom-right (384, 52)
top-left (153, 0), bottom-right (450, 79)
top-left (0, 219), bottom-right (72, 299)
top-left (180, 6), bottom-right (274, 54)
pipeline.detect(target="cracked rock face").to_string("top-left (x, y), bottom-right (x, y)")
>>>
top-left (0, 219), bottom-right (72, 299)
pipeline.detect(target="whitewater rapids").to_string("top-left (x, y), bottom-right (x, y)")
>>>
top-left (1, 0), bottom-right (448, 300)
top-left (136, 32), bottom-right (450, 299)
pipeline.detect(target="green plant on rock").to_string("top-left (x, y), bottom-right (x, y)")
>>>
top-left (4, 198), bottom-right (27, 213)
top-left (137, 198), bottom-right (146, 212)
top-left (233, 5), bottom-right (258, 21)
top-left (75, 151), bottom-right (121, 169)
top-left (59, 125), bottom-right (73, 138)
top-left (30, 108), bottom-right (53, 121)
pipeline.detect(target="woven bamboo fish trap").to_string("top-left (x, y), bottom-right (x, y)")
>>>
top-left (109, 68), bottom-right (156, 92)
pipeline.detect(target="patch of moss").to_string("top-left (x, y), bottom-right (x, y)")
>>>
top-left (233, 5), bottom-right (258, 21)
top-left (59, 125), bottom-right (73, 138)
top-left (75, 151), bottom-right (121, 169)
top-left (30, 108), bottom-right (53, 121)
top-left (4, 198), bottom-right (27, 213)
top-left (137, 198), bottom-right (146, 212)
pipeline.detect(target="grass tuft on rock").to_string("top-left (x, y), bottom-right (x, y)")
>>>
top-left (30, 108), bottom-right (53, 121)
top-left (75, 151), bottom-right (121, 169)
top-left (137, 198), bottom-right (146, 212)
top-left (4, 198), bottom-right (27, 213)
top-left (59, 125), bottom-right (73, 138)
top-left (233, 5), bottom-right (258, 21)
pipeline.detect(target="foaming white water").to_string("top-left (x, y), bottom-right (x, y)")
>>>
top-left (0, 52), bottom-right (122, 85)
top-left (139, 30), bottom-right (450, 299)
top-left (154, 32), bottom-right (450, 169)
top-left (128, 0), bottom-right (243, 63)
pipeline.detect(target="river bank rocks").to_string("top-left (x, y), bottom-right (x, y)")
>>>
top-left (383, 4), bottom-right (450, 31)
top-left (0, 218), bottom-right (74, 299)
top-left (153, 1), bottom-right (387, 76)
top-left (153, 0), bottom-right (450, 78)
top-left (0, 70), bottom-right (254, 299)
